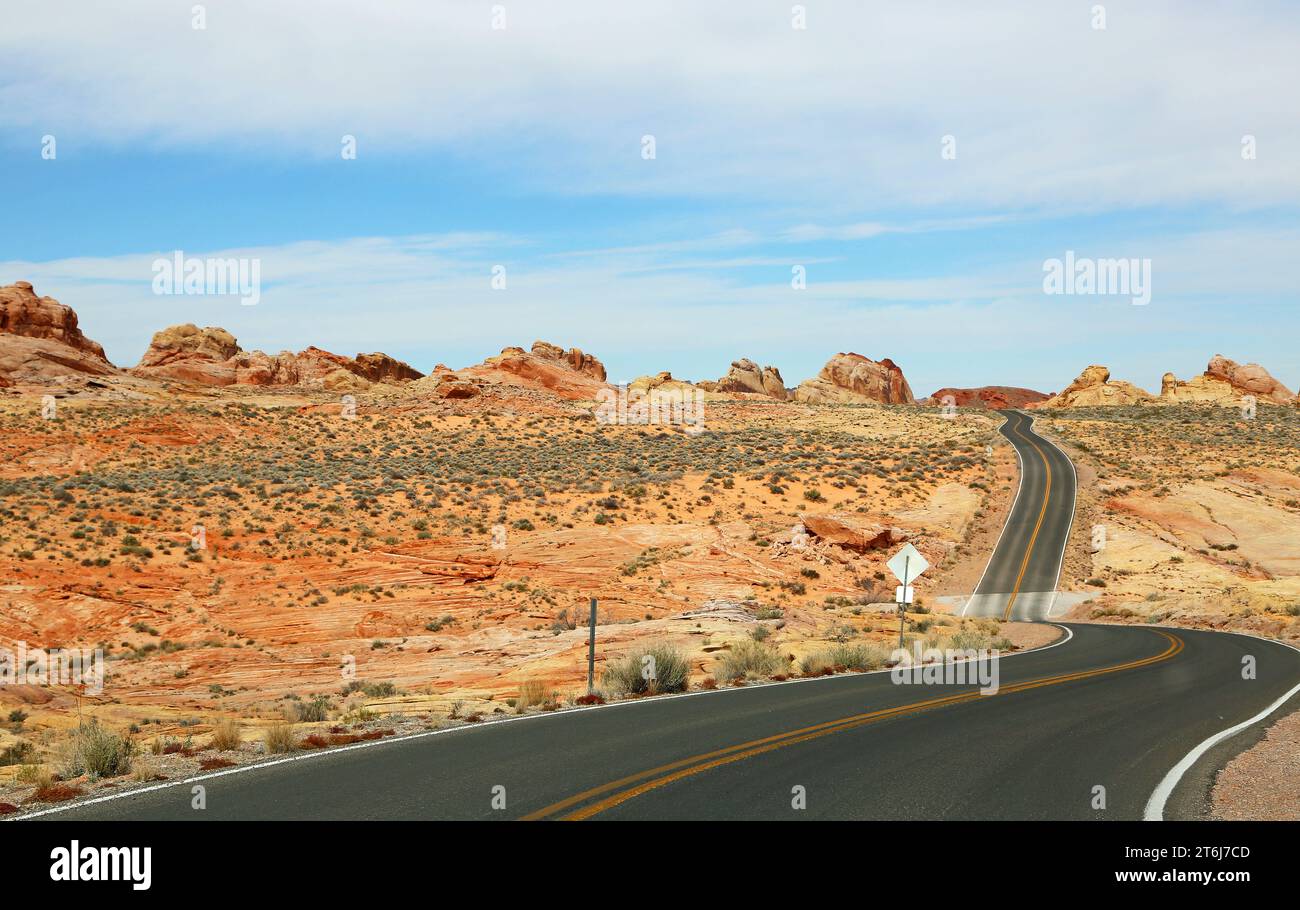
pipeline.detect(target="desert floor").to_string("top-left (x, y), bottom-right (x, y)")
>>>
top-left (2, 393), bottom-right (1296, 810)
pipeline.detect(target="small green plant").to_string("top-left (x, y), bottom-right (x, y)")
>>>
top-left (292, 695), bottom-right (333, 723)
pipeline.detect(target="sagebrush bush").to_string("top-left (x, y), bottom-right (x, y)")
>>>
top-left (291, 695), bottom-right (332, 723)
top-left (603, 643), bottom-right (690, 695)
top-left (948, 630), bottom-right (992, 651)
top-left (62, 722), bottom-right (132, 779)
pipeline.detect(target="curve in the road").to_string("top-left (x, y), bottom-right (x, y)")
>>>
top-left (525, 630), bottom-right (1184, 820)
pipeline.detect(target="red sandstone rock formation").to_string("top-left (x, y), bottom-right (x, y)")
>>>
top-left (924, 386), bottom-right (1049, 409)
top-left (0, 282), bottom-right (118, 382)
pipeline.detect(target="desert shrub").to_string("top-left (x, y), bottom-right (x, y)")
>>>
top-left (603, 643), bottom-right (689, 696)
top-left (716, 639), bottom-right (788, 681)
top-left (802, 642), bottom-right (888, 675)
top-left (292, 695), bottom-right (333, 722)
top-left (828, 642), bottom-right (889, 671)
top-left (0, 740), bottom-right (35, 767)
top-left (209, 717), bottom-right (241, 752)
top-left (799, 652), bottom-right (834, 676)
top-left (263, 723), bottom-right (297, 754)
top-left (948, 630), bottom-right (992, 651)
top-left (62, 722), bottom-right (132, 780)
top-left (338, 679), bottom-right (379, 697)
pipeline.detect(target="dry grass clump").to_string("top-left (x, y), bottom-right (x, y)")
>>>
top-left (263, 722), bottom-right (298, 754)
top-left (515, 678), bottom-right (553, 712)
top-left (603, 643), bottom-right (690, 696)
top-left (715, 639), bottom-right (789, 681)
top-left (800, 642), bottom-right (889, 676)
top-left (209, 717), bottom-right (242, 752)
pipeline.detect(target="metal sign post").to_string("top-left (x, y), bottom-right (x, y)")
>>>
top-left (897, 556), bottom-right (909, 651)
top-left (887, 544), bottom-right (929, 652)
top-left (587, 597), bottom-right (597, 695)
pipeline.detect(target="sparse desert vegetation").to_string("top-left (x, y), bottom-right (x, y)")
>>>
top-left (1039, 404), bottom-right (1300, 642)
top-left (0, 387), bottom-right (1048, 807)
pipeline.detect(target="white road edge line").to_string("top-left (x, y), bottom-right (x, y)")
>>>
top-left (10, 624), bottom-right (1077, 821)
top-left (964, 411), bottom-right (1026, 617)
top-left (1142, 628), bottom-right (1300, 821)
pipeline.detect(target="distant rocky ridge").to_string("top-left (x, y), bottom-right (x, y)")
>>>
top-left (1035, 357), bottom-right (1295, 409)
top-left (3, 283), bottom-right (1294, 414)
top-left (131, 323), bottom-right (424, 389)
top-left (794, 353), bottom-right (915, 405)
top-left (1033, 365), bottom-right (1156, 408)
top-left (923, 386), bottom-right (1049, 410)
top-left (1162, 355), bottom-right (1295, 406)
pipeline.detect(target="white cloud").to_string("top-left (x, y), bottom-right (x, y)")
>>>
top-left (2, 1), bottom-right (1298, 211)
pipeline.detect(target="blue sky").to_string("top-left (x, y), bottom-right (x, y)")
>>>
top-left (2, 2), bottom-right (1298, 397)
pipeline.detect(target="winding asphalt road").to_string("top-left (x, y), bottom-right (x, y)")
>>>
top-left (964, 409), bottom-right (1077, 621)
top-left (24, 412), bottom-right (1300, 821)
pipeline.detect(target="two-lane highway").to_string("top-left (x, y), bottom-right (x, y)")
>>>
top-left (965, 409), bottom-right (1078, 621)
top-left (26, 623), bottom-right (1300, 820)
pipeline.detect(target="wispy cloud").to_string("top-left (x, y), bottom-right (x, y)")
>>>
top-left (3, 2), bottom-right (1298, 212)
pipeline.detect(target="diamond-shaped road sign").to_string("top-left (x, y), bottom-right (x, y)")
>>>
top-left (887, 543), bottom-right (929, 585)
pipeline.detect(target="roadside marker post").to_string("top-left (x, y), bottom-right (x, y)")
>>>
top-left (587, 597), bottom-right (597, 695)
top-left (887, 543), bottom-right (930, 651)
top-left (897, 557), bottom-right (909, 650)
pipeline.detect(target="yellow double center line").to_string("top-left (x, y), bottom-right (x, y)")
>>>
top-left (523, 630), bottom-right (1184, 821)
top-left (1002, 416), bottom-right (1054, 621)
